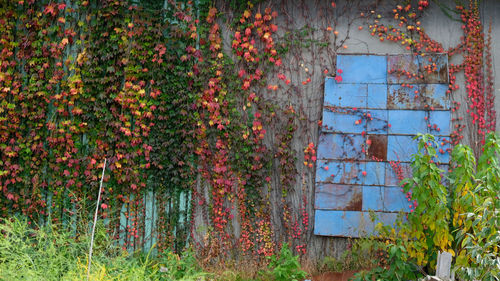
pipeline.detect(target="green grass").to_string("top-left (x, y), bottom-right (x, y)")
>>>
top-left (0, 217), bottom-right (307, 281)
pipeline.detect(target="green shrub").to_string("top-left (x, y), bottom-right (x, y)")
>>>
top-left (264, 243), bottom-right (307, 281)
top-left (352, 133), bottom-right (500, 281)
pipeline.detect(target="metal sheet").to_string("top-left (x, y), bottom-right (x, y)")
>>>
top-left (324, 80), bottom-right (367, 108)
top-left (315, 54), bottom-right (451, 238)
top-left (367, 134), bottom-right (388, 161)
top-left (316, 160), bottom-right (364, 185)
top-left (322, 109), bottom-right (366, 134)
top-left (385, 162), bottom-right (412, 186)
top-left (429, 111), bottom-right (451, 136)
top-left (384, 186), bottom-right (411, 212)
top-left (364, 161), bottom-right (386, 185)
top-left (387, 84), bottom-right (423, 109)
top-left (421, 84), bottom-right (450, 110)
top-left (315, 184), bottom-right (362, 211)
top-left (362, 186), bottom-right (384, 211)
top-left (367, 84), bottom-right (388, 109)
top-left (317, 133), bottom-right (366, 160)
top-left (388, 110), bottom-right (428, 135)
top-left (387, 54), bottom-right (448, 84)
top-left (313, 210), bottom-right (400, 237)
top-left (337, 55), bottom-right (387, 83)
top-left (366, 109), bottom-right (388, 134)
top-left (387, 135), bottom-right (419, 162)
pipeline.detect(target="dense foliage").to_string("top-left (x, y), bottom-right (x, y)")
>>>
top-left (352, 133), bottom-right (499, 281)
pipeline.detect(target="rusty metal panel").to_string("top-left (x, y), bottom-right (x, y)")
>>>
top-left (387, 84), bottom-right (423, 109)
top-left (367, 134), bottom-right (388, 161)
top-left (315, 54), bottom-right (451, 237)
top-left (387, 54), bottom-right (420, 84)
top-left (387, 54), bottom-right (448, 84)
top-left (421, 84), bottom-right (450, 110)
top-left (315, 184), bottom-right (362, 211)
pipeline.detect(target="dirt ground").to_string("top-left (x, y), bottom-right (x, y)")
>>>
top-left (311, 270), bottom-right (358, 281)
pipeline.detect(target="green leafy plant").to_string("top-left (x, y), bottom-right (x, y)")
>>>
top-left (264, 243), bottom-right (307, 281)
top-left (352, 133), bottom-right (500, 281)
top-left (453, 133), bottom-right (500, 281)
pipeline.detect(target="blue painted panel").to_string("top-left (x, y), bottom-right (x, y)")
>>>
top-left (322, 109), bottom-right (366, 134)
top-left (342, 134), bottom-right (366, 160)
top-left (316, 160), bottom-right (364, 185)
top-left (362, 186), bottom-right (384, 211)
top-left (314, 210), bottom-right (398, 237)
top-left (315, 184), bottom-right (362, 210)
top-left (314, 210), bottom-right (377, 237)
top-left (314, 210), bottom-right (345, 236)
top-left (367, 84), bottom-right (387, 109)
top-left (366, 109), bottom-right (388, 134)
top-left (429, 111), bottom-right (451, 136)
top-left (317, 134), bottom-right (345, 160)
top-left (387, 84), bottom-right (423, 109)
top-left (421, 84), bottom-right (450, 110)
top-left (378, 212), bottom-right (400, 228)
top-left (343, 211), bottom-right (376, 237)
top-left (315, 54), bottom-right (451, 238)
top-left (324, 79), bottom-right (367, 108)
top-left (337, 55), bottom-right (387, 83)
top-left (384, 187), bottom-right (411, 212)
top-left (387, 135), bottom-right (419, 162)
top-left (364, 162), bottom-right (386, 185)
top-left (385, 162), bottom-right (412, 186)
top-left (388, 110), bottom-right (428, 135)
top-left (317, 133), bottom-right (366, 160)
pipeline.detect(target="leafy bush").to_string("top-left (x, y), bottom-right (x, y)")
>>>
top-left (352, 133), bottom-right (499, 281)
top-left (264, 243), bottom-right (307, 281)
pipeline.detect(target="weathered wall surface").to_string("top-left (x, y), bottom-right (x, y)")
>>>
top-left (190, 0), bottom-right (499, 264)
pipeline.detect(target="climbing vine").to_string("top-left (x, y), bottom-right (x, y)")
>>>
top-left (0, 0), bottom-right (496, 270)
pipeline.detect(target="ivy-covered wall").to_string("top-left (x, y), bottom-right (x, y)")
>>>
top-left (0, 0), bottom-right (498, 265)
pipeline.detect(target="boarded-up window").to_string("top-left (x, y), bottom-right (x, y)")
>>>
top-left (314, 54), bottom-right (450, 237)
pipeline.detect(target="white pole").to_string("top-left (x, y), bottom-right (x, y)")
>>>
top-left (87, 158), bottom-right (107, 281)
